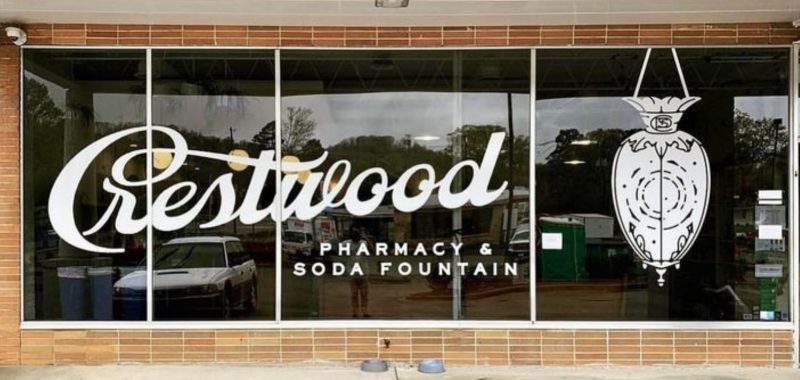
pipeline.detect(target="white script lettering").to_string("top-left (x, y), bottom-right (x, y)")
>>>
top-left (48, 126), bottom-right (508, 253)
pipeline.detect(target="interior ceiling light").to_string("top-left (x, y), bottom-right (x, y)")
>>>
top-left (375, 0), bottom-right (409, 8)
top-left (563, 160), bottom-right (586, 165)
top-left (570, 139), bottom-right (596, 146)
top-left (413, 135), bottom-right (440, 141)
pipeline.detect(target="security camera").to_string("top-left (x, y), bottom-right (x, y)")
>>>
top-left (4, 27), bottom-right (27, 46)
top-left (793, 19), bottom-right (800, 28)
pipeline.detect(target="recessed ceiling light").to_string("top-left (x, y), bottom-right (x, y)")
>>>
top-left (375, 0), bottom-right (409, 8)
top-left (570, 139), bottom-right (596, 146)
top-left (564, 160), bottom-right (586, 165)
top-left (413, 135), bottom-right (440, 141)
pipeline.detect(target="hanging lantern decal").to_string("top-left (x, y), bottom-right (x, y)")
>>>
top-left (611, 48), bottom-right (711, 287)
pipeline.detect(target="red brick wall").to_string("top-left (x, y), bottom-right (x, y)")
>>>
top-left (14, 22), bottom-right (800, 47)
top-left (0, 22), bottom-right (798, 367)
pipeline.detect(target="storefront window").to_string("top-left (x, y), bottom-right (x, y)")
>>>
top-left (23, 49), bottom-right (147, 320)
top-left (151, 50), bottom-right (276, 320)
top-left (280, 50), bottom-right (530, 320)
top-left (22, 47), bottom-right (794, 325)
top-left (535, 48), bottom-right (791, 321)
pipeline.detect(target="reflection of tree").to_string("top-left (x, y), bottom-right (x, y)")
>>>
top-left (25, 78), bottom-right (65, 205)
top-left (733, 109), bottom-right (788, 189)
top-left (282, 107), bottom-right (316, 155)
top-left (251, 106), bottom-right (317, 156)
top-left (537, 128), bottom-right (635, 215)
top-left (327, 135), bottom-right (450, 177)
top-left (298, 139), bottom-right (324, 162)
top-left (446, 125), bottom-right (530, 190)
top-left (252, 121), bottom-right (276, 150)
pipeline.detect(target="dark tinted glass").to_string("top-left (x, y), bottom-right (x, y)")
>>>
top-left (535, 48), bottom-right (791, 321)
top-left (280, 50), bottom-right (530, 320)
top-left (23, 49), bottom-right (148, 321)
top-left (151, 49), bottom-right (276, 320)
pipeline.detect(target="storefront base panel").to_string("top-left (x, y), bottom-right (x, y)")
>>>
top-left (6, 329), bottom-right (791, 367)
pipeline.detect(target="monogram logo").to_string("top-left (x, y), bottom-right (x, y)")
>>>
top-left (650, 114), bottom-right (673, 130)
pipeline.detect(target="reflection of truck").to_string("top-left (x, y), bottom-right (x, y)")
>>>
top-left (283, 217), bottom-right (338, 262)
top-left (507, 222), bottom-right (530, 263)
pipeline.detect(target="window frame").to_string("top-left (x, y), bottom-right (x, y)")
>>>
top-left (17, 44), bottom-right (798, 331)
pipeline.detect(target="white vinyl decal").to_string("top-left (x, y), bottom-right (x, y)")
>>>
top-left (611, 49), bottom-right (711, 286)
top-left (47, 126), bottom-right (508, 254)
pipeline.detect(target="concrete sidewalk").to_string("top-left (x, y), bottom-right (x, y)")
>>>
top-left (0, 364), bottom-right (799, 380)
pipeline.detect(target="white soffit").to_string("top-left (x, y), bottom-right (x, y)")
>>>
top-left (0, 0), bottom-right (798, 26)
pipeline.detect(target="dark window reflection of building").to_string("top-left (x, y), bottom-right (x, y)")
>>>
top-left (148, 50), bottom-right (277, 321)
top-left (23, 50), bottom-right (148, 321)
top-left (535, 48), bottom-right (791, 321)
top-left (280, 50), bottom-right (530, 321)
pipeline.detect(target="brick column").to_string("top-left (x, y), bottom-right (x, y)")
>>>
top-left (0, 42), bottom-right (21, 365)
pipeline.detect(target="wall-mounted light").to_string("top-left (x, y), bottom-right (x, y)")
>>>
top-left (375, 0), bottom-right (409, 8)
top-left (228, 149), bottom-right (250, 172)
top-left (564, 160), bottom-right (586, 165)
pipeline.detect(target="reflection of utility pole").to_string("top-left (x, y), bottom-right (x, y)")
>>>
top-left (451, 51), bottom-right (463, 320)
top-left (504, 92), bottom-right (515, 246)
top-left (771, 118), bottom-right (780, 187)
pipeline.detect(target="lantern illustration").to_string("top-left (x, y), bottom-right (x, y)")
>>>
top-left (611, 49), bottom-right (710, 287)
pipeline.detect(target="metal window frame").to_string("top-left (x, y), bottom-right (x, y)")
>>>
top-left (789, 42), bottom-right (799, 366)
top-left (16, 44), bottom-right (798, 335)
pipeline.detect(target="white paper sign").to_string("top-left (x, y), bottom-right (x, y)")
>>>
top-left (758, 225), bottom-right (783, 240)
top-left (755, 264), bottom-right (783, 278)
top-left (755, 205), bottom-right (785, 226)
top-left (541, 233), bottom-right (563, 250)
top-left (758, 190), bottom-right (783, 205)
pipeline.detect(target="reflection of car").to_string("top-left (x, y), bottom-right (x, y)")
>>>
top-left (284, 229), bottom-right (315, 262)
top-left (507, 224), bottom-right (530, 263)
top-left (113, 236), bottom-right (257, 319)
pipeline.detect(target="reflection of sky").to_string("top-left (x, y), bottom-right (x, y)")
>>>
top-left (535, 97), bottom-right (640, 162)
top-left (153, 95), bottom-right (275, 142)
top-left (535, 96), bottom-right (789, 163)
top-left (734, 96), bottom-right (787, 122)
top-left (283, 92), bottom-right (530, 150)
top-left (30, 70), bottom-right (786, 160)
top-left (87, 90), bottom-right (530, 149)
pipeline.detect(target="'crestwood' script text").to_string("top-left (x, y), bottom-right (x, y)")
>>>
top-left (49, 126), bottom-right (508, 253)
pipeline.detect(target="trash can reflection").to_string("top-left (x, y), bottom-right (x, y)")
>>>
top-left (88, 265), bottom-right (113, 320)
top-left (57, 266), bottom-right (88, 320)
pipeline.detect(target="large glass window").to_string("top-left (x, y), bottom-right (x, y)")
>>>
top-left (535, 48), bottom-right (791, 321)
top-left (21, 47), bottom-right (794, 325)
top-left (151, 49), bottom-right (277, 320)
top-left (23, 49), bottom-right (147, 321)
top-left (280, 50), bottom-right (530, 320)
